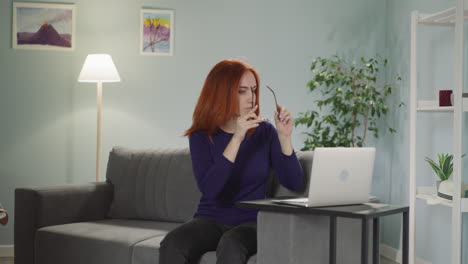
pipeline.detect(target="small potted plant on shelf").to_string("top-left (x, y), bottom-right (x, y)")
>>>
top-left (424, 153), bottom-right (452, 184)
top-left (424, 153), bottom-right (467, 201)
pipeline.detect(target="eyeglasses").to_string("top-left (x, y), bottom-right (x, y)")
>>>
top-left (266, 85), bottom-right (280, 118)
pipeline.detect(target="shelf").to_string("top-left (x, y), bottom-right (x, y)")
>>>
top-left (416, 187), bottom-right (453, 207)
top-left (416, 187), bottom-right (468, 211)
top-left (416, 99), bottom-right (468, 112)
top-left (418, 7), bottom-right (468, 26)
top-left (417, 106), bottom-right (454, 112)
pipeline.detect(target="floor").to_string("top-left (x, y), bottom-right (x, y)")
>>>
top-left (0, 256), bottom-right (399, 264)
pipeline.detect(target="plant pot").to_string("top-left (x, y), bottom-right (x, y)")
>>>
top-left (437, 180), bottom-right (453, 201)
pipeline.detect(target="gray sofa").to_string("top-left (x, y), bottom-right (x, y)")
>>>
top-left (15, 147), bottom-right (375, 264)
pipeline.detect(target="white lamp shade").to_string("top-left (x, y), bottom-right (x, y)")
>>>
top-left (78, 54), bottom-right (121, 83)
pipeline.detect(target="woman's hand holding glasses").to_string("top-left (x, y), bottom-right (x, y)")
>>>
top-left (266, 85), bottom-right (293, 138)
top-left (233, 105), bottom-right (264, 141)
top-left (274, 104), bottom-right (293, 138)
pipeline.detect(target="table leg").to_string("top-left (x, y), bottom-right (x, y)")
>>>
top-left (361, 218), bottom-right (369, 264)
top-left (373, 218), bottom-right (380, 264)
top-left (330, 216), bottom-right (337, 264)
top-left (402, 211), bottom-right (409, 264)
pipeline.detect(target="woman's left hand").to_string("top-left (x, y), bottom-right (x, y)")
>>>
top-left (274, 104), bottom-right (293, 138)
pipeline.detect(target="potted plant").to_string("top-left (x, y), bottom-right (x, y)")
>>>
top-left (424, 153), bottom-right (453, 188)
top-left (424, 153), bottom-right (466, 200)
top-left (294, 55), bottom-right (401, 151)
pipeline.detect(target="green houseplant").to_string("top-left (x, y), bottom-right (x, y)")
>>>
top-left (424, 153), bottom-right (468, 200)
top-left (424, 153), bottom-right (453, 182)
top-left (295, 55), bottom-right (401, 151)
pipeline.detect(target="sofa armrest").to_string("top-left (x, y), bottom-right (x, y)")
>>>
top-left (14, 182), bottom-right (113, 264)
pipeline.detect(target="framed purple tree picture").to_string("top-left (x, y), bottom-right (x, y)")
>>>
top-left (140, 9), bottom-right (174, 56)
top-left (13, 2), bottom-right (76, 51)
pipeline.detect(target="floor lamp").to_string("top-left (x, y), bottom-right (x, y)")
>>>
top-left (78, 54), bottom-right (121, 182)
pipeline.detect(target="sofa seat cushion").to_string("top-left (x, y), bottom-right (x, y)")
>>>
top-left (132, 236), bottom-right (257, 264)
top-left (35, 219), bottom-right (179, 264)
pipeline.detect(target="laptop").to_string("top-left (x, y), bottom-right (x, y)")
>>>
top-left (272, 147), bottom-right (376, 207)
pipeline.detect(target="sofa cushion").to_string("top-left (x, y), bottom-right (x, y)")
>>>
top-left (106, 147), bottom-right (201, 222)
top-left (35, 219), bottom-right (179, 264)
top-left (268, 151), bottom-right (313, 198)
top-left (132, 236), bottom-right (257, 264)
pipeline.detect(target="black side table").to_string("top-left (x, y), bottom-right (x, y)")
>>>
top-left (237, 199), bottom-right (409, 264)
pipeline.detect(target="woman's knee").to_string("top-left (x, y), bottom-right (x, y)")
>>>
top-left (159, 231), bottom-right (197, 264)
top-left (160, 218), bottom-right (223, 262)
top-left (216, 226), bottom-right (257, 259)
top-left (160, 231), bottom-right (191, 256)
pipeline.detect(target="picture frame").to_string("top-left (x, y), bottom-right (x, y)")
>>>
top-left (12, 2), bottom-right (76, 51)
top-left (140, 9), bottom-right (174, 56)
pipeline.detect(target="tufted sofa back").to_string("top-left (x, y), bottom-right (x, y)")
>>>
top-left (106, 146), bottom-right (313, 223)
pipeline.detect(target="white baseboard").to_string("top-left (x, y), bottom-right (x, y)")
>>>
top-left (380, 244), bottom-right (431, 264)
top-left (0, 245), bottom-right (14, 257)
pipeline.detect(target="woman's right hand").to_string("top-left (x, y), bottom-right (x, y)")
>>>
top-left (233, 105), bottom-right (263, 141)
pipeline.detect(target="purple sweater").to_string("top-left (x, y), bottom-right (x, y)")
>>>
top-left (189, 121), bottom-right (303, 226)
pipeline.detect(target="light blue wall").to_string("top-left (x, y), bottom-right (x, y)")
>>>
top-left (385, 0), bottom-right (468, 263)
top-left (7, 1), bottom-right (467, 262)
top-left (0, 0), bottom-right (388, 248)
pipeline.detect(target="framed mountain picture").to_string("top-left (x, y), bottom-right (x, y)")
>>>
top-left (140, 9), bottom-right (174, 56)
top-left (13, 2), bottom-right (76, 51)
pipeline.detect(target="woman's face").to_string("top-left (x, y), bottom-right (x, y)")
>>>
top-left (238, 70), bottom-right (257, 116)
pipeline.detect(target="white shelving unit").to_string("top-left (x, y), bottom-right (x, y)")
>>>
top-left (410, 1), bottom-right (467, 263)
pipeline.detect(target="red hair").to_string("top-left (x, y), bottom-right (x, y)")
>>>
top-left (184, 59), bottom-right (260, 140)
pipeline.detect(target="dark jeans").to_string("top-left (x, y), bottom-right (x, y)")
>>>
top-left (159, 217), bottom-right (257, 264)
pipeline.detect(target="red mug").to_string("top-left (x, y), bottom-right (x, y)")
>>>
top-left (439, 90), bottom-right (453, 106)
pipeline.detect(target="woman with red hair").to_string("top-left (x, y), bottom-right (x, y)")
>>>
top-left (159, 59), bottom-right (303, 264)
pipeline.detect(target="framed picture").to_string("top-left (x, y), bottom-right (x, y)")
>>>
top-left (140, 9), bottom-right (174, 56)
top-left (13, 2), bottom-right (76, 51)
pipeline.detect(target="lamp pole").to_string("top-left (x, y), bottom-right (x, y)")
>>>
top-left (96, 81), bottom-right (102, 182)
